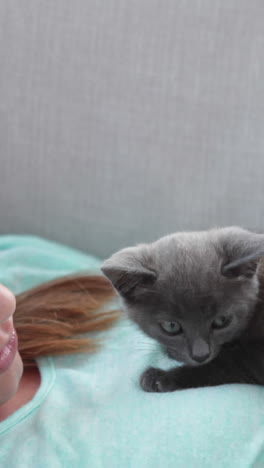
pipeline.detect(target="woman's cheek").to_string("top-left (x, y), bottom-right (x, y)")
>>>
top-left (0, 285), bottom-right (16, 324)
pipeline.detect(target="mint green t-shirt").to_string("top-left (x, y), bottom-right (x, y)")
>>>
top-left (0, 235), bottom-right (264, 468)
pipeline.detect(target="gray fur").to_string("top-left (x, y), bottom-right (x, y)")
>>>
top-left (102, 227), bottom-right (264, 391)
top-left (102, 227), bottom-right (264, 365)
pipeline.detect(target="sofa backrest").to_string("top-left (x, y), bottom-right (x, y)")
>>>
top-left (1, 1), bottom-right (263, 258)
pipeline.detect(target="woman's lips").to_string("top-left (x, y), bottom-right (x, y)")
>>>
top-left (0, 330), bottom-right (18, 374)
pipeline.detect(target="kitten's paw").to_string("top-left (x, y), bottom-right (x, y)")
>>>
top-left (140, 367), bottom-right (173, 393)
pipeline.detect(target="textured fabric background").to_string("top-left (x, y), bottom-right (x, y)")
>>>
top-left (1, 1), bottom-right (264, 257)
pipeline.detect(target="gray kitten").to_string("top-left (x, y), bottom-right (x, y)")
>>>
top-left (101, 227), bottom-right (264, 392)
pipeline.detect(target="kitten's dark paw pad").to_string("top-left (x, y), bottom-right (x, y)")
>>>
top-left (140, 367), bottom-right (170, 393)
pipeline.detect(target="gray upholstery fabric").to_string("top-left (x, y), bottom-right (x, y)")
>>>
top-left (1, 1), bottom-right (264, 258)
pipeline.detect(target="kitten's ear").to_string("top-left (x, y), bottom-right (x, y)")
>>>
top-left (101, 247), bottom-right (157, 299)
top-left (219, 227), bottom-right (264, 279)
top-left (221, 252), bottom-right (262, 278)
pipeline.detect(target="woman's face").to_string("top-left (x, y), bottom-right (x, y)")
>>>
top-left (0, 285), bottom-right (23, 406)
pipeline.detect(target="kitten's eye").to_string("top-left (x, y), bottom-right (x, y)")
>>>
top-left (159, 321), bottom-right (182, 335)
top-left (212, 315), bottom-right (232, 330)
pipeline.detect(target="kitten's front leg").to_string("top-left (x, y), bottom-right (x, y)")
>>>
top-left (140, 365), bottom-right (235, 392)
top-left (140, 340), bottom-right (264, 392)
top-left (140, 365), bottom-right (215, 392)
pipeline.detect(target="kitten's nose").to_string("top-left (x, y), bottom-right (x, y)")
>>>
top-left (190, 338), bottom-right (210, 363)
top-left (191, 352), bottom-right (210, 363)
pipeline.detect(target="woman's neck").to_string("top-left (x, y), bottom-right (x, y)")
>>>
top-left (0, 366), bottom-right (40, 422)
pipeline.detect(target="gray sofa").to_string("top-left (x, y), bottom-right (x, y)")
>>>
top-left (1, 1), bottom-right (263, 258)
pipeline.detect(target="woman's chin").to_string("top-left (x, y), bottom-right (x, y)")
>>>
top-left (0, 352), bottom-right (23, 406)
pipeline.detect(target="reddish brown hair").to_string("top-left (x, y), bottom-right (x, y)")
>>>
top-left (13, 275), bottom-right (119, 366)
